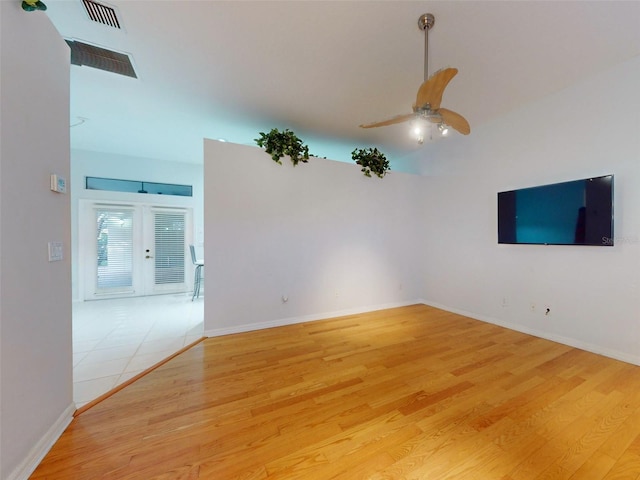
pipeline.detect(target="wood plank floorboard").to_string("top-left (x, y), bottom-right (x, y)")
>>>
top-left (31, 304), bottom-right (640, 479)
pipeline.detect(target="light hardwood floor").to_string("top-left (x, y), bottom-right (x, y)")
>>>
top-left (32, 304), bottom-right (640, 479)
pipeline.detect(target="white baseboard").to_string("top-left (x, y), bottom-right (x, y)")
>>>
top-left (420, 300), bottom-right (640, 367)
top-left (6, 402), bottom-right (76, 480)
top-left (206, 299), bottom-right (640, 366)
top-left (204, 299), bottom-right (423, 337)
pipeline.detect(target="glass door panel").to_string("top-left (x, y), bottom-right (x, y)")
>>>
top-left (94, 208), bottom-right (135, 295)
top-left (146, 208), bottom-right (187, 294)
top-left (83, 203), bottom-right (192, 300)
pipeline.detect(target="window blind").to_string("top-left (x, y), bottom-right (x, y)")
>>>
top-left (95, 208), bottom-right (134, 290)
top-left (154, 211), bottom-right (185, 285)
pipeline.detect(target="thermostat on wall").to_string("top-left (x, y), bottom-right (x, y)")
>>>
top-left (50, 174), bottom-right (67, 193)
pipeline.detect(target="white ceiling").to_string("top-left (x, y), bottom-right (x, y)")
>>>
top-left (45, 0), bottom-right (640, 164)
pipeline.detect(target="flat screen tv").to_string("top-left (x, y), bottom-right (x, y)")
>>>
top-left (498, 175), bottom-right (613, 246)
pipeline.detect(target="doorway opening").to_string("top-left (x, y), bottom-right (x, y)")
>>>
top-left (73, 200), bottom-right (204, 408)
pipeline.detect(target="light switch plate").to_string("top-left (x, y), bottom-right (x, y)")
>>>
top-left (48, 241), bottom-right (63, 262)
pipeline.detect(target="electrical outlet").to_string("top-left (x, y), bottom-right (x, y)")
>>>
top-left (530, 303), bottom-right (536, 313)
top-left (502, 297), bottom-right (509, 308)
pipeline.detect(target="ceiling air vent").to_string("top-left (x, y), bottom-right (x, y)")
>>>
top-left (81, 0), bottom-right (121, 29)
top-left (66, 40), bottom-right (137, 78)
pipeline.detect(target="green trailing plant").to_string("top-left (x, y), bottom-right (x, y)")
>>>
top-left (351, 147), bottom-right (390, 178)
top-left (255, 128), bottom-right (310, 166)
top-left (22, 0), bottom-right (47, 11)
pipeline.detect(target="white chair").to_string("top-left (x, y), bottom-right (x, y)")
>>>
top-left (189, 245), bottom-right (204, 301)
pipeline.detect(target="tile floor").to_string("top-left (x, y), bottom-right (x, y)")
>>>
top-left (73, 294), bottom-right (204, 408)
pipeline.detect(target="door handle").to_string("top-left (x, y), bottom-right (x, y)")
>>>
top-left (145, 255), bottom-right (154, 259)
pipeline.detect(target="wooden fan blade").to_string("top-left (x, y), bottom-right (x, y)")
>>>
top-left (439, 108), bottom-right (471, 135)
top-left (415, 68), bottom-right (458, 111)
top-left (359, 113), bottom-right (415, 129)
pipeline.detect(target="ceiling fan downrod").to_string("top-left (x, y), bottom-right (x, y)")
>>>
top-left (418, 13), bottom-right (435, 83)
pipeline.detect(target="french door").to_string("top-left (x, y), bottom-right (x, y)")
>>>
top-left (83, 202), bottom-right (191, 300)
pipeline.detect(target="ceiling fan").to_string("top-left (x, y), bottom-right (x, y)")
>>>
top-left (360, 13), bottom-right (470, 141)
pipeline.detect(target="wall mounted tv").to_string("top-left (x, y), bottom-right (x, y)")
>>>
top-left (497, 175), bottom-right (613, 246)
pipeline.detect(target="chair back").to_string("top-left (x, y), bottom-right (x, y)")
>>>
top-left (189, 244), bottom-right (197, 265)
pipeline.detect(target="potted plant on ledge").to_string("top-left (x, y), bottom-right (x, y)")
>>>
top-left (255, 128), bottom-right (310, 166)
top-left (351, 147), bottom-right (390, 178)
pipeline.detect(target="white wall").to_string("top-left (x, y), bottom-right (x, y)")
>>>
top-left (70, 149), bottom-right (203, 301)
top-left (0, 4), bottom-right (73, 479)
top-left (203, 56), bottom-right (639, 365)
top-left (415, 55), bottom-right (640, 364)
top-left (203, 140), bottom-right (425, 335)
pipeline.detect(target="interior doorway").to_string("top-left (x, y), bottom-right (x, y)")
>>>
top-left (74, 199), bottom-right (203, 407)
top-left (72, 157), bottom-right (205, 408)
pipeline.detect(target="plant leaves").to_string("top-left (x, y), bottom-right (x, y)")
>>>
top-left (255, 128), bottom-right (310, 166)
top-left (352, 147), bottom-right (390, 179)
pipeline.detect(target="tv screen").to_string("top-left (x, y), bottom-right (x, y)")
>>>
top-left (498, 175), bottom-right (613, 246)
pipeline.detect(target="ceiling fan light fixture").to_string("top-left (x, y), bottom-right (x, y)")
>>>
top-left (359, 13), bottom-right (470, 139)
top-left (411, 118), bottom-right (429, 143)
